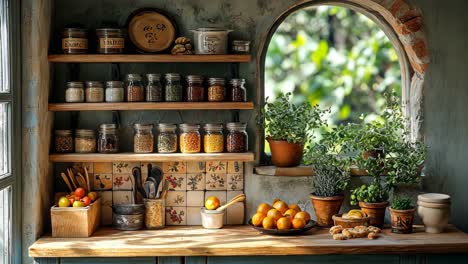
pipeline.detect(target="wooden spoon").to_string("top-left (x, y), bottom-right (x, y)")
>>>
top-left (216, 194), bottom-right (246, 212)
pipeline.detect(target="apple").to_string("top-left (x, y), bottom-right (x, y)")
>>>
top-left (66, 195), bottom-right (75, 205)
top-left (73, 200), bottom-right (85, 207)
top-left (74, 187), bottom-right (85, 199)
top-left (87, 192), bottom-right (98, 202)
top-left (81, 196), bottom-right (91, 206)
top-left (58, 196), bottom-right (70, 207)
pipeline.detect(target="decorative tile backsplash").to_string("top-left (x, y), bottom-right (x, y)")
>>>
top-left (67, 161), bottom-right (245, 226)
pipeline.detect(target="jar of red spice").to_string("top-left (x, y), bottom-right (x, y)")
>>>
top-left (226, 122), bottom-right (248, 153)
top-left (230, 78), bottom-right (247, 102)
top-left (126, 74), bottom-right (145, 102)
top-left (186, 75), bottom-right (205, 102)
top-left (179, 123), bottom-right (201, 153)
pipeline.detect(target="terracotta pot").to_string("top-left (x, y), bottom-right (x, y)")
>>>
top-left (362, 148), bottom-right (385, 160)
top-left (310, 194), bottom-right (344, 227)
top-left (389, 207), bottom-right (415, 234)
top-left (267, 137), bottom-right (304, 167)
top-left (359, 201), bottom-right (388, 228)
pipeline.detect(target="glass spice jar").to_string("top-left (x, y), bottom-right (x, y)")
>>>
top-left (186, 75), bottom-right (205, 102)
top-left (96, 28), bottom-right (125, 54)
top-left (232, 40), bottom-right (250, 54)
top-left (134, 123), bottom-right (154, 153)
top-left (179, 123), bottom-right (201, 153)
top-left (208, 78), bottom-right (225, 102)
top-left (230, 78), bottom-right (247, 102)
top-left (105, 81), bottom-right (124, 102)
top-left (54, 130), bottom-right (74, 153)
top-left (204, 123), bottom-right (224, 153)
top-left (98, 124), bottom-right (119, 153)
top-left (62, 28), bottom-right (88, 54)
top-left (226, 122), bottom-right (248, 153)
top-left (146, 74), bottom-right (163, 102)
top-left (85, 81), bottom-right (104, 102)
top-left (157, 123), bottom-right (177, 153)
top-left (126, 74), bottom-right (145, 102)
top-left (65, 81), bottom-right (85, 103)
top-left (165, 73), bottom-right (182, 102)
top-left (75, 129), bottom-right (96, 153)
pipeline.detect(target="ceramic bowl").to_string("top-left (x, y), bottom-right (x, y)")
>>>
top-left (201, 208), bottom-right (225, 229)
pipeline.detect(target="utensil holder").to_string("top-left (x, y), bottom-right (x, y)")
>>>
top-left (145, 198), bottom-right (165, 229)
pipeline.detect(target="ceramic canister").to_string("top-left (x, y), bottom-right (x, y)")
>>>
top-left (417, 193), bottom-right (451, 233)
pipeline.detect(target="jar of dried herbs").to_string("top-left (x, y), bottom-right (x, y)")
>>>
top-left (75, 129), bottom-right (96, 153)
top-left (186, 75), bottom-right (204, 102)
top-left (85, 81), bottom-right (104, 102)
top-left (146, 74), bottom-right (163, 102)
top-left (55, 130), bottom-right (73, 153)
top-left (65, 81), bottom-right (85, 103)
top-left (230, 78), bottom-right (247, 102)
top-left (204, 123), bottom-right (224, 153)
top-left (157, 123), bottom-right (177, 153)
top-left (164, 73), bottom-right (182, 102)
top-left (208, 78), bottom-right (225, 102)
top-left (134, 123), bottom-right (154, 153)
top-left (226, 122), bottom-right (248, 153)
top-left (98, 124), bottom-right (119, 153)
top-left (179, 123), bottom-right (201, 153)
top-left (126, 74), bottom-right (145, 102)
top-left (96, 28), bottom-right (125, 54)
top-left (62, 28), bottom-right (88, 54)
top-left (105, 81), bottom-right (124, 102)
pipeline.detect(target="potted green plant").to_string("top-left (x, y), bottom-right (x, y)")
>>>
top-left (259, 93), bottom-right (324, 167)
top-left (389, 196), bottom-right (415, 234)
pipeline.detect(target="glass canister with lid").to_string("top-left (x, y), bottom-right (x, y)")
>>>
top-left (65, 81), bottom-right (85, 103)
top-left (146, 74), bottom-right (163, 102)
top-left (157, 123), bottom-right (178, 153)
top-left (105, 81), bottom-right (124, 102)
top-left (208, 77), bottom-right (225, 102)
top-left (54, 130), bottom-right (74, 153)
top-left (179, 123), bottom-right (201, 153)
top-left (75, 129), bottom-right (96, 153)
top-left (226, 122), bottom-right (248, 153)
top-left (204, 123), bottom-right (224, 153)
top-left (96, 28), bottom-right (125, 54)
top-left (165, 73), bottom-right (182, 102)
top-left (134, 123), bottom-right (154, 153)
top-left (232, 40), bottom-right (250, 54)
top-left (85, 81), bottom-right (104, 102)
top-left (230, 78), bottom-right (247, 102)
top-left (97, 124), bottom-right (119, 153)
top-left (186, 75), bottom-right (205, 102)
top-left (62, 28), bottom-right (88, 54)
top-left (126, 74), bottom-right (145, 102)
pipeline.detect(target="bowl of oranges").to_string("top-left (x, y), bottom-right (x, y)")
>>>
top-left (248, 199), bottom-right (316, 235)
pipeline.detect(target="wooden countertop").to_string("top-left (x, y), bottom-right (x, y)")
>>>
top-left (29, 225), bottom-right (468, 258)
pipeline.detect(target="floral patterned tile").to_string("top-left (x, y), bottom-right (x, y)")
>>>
top-left (98, 191), bottom-right (113, 226)
top-left (93, 173), bottom-right (113, 191)
top-left (112, 191), bottom-right (133, 205)
top-left (228, 161), bottom-right (244, 174)
top-left (73, 162), bottom-right (94, 174)
top-left (227, 174), bottom-right (244, 191)
top-left (186, 191), bottom-right (205, 207)
top-left (165, 206), bottom-right (186, 225)
top-left (113, 174), bottom-right (133, 191)
top-left (166, 191), bottom-right (187, 207)
top-left (94, 162), bottom-right (113, 174)
top-left (186, 173), bottom-right (205, 191)
top-left (113, 162), bottom-right (140, 174)
top-left (162, 161), bottom-right (187, 174)
top-left (187, 162), bottom-right (206, 173)
top-left (206, 161), bottom-right (227, 173)
top-left (206, 173), bottom-right (227, 191)
top-left (165, 174), bottom-right (187, 191)
top-left (186, 207), bottom-right (202, 225)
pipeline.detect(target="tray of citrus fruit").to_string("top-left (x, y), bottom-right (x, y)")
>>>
top-left (249, 199), bottom-right (316, 235)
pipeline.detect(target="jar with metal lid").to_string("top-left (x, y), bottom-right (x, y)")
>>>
top-left (98, 124), bottom-right (119, 153)
top-left (96, 28), bottom-right (125, 54)
top-left (204, 123), bottom-right (224, 153)
top-left (165, 73), bottom-right (182, 102)
top-left (75, 129), bottom-right (96, 153)
top-left (65, 81), bottom-right (85, 103)
top-left (158, 123), bottom-right (177, 153)
top-left (85, 81), bottom-right (104, 102)
top-left (105, 81), bottom-right (124, 102)
top-left (62, 28), bottom-right (88, 54)
top-left (208, 78), bottom-right (225, 102)
top-left (226, 123), bottom-right (248, 153)
top-left (146, 74), bottom-right (163, 102)
top-left (230, 78), bottom-right (247, 102)
top-left (55, 130), bottom-right (74, 153)
top-left (179, 124), bottom-right (201, 153)
top-left (232, 40), bottom-right (250, 54)
top-left (186, 75), bottom-right (204, 102)
top-left (134, 123), bottom-right (154, 153)
top-left (126, 74), bottom-right (145, 102)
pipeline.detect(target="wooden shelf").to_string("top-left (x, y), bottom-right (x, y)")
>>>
top-left (48, 54), bottom-right (252, 63)
top-left (48, 102), bottom-right (255, 111)
top-left (255, 165), bottom-right (367, 177)
top-left (49, 152), bottom-right (255, 163)
top-left (29, 225), bottom-right (468, 258)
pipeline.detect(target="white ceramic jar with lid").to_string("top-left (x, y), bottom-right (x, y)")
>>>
top-left (417, 193), bottom-right (451, 233)
top-left (191, 28), bottom-right (233, 54)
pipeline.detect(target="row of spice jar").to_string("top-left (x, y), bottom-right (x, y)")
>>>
top-left (65, 74), bottom-right (247, 103)
top-left (54, 122), bottom-right (248, 154)
top-left (62, 28), bottom-right (125, 54)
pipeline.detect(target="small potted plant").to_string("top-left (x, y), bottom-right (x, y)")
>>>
top-left (389, 196), bottom-right (415, 234)
top-left (259, 93), bottom-right (325, 167)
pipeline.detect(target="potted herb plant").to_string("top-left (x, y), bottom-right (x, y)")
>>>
top-left (259, 93), bottom-right (324, 167)
top-left (389, 196), bottom-right (415, 234)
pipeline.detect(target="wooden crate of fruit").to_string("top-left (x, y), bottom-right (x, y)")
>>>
top-left (51, 198), bottom-right (101, 238)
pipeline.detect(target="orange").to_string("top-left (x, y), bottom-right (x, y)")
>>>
top-left (289, 204), bottom-right (301, 212)
top-left (262, 216), bottom-right (276, 229)
top-left (272, 198), bottom-right (280, 204)
top-left (256, 203), bottom-right (272, 215)
top-left (251, 213), bottom-right (266, 227)
top-left (277, 217), bottom-right (292, 230)
top-left (284, 208), bottom-right (298, 218)
top-left (204, 196), bottom-right (220, 210)
top-left (294, 211), bottom-right (311, 222)
top-left (273, 200), bottom-right (289, 214)
top-left (267, 208), bottom-right (283, 222)
top-left (292, 218), bottom-right (306, 229)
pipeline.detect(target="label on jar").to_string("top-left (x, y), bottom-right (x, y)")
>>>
top-left (99, 37), bottom-right (125, 48)
top-left (62, 38), bottom-right (88, 50)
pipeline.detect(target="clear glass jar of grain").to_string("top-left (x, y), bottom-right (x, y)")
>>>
top-left (98, 124), bottom-right (119, 153)
top-left (126, 74), bottom-right (145, 102)
top-left (179, 123), bottom-right (201, 153)
top-left (134, 123), bottom-right (154, 153)
top-left (164, 73), bottom-right (182, 102)
top-left (85, 81), bottom-right (104, 102)
top-left (157, 123), bottom-right (177, 153)
top-left (54, 130), bottom-right (74, 153)
top-left (146, 74), bottom-right (163, 102)
top-left (75, 129), bottom-right (96, 153)
top-left (204, 123), bottom-right (224, 153)
top-left (65, 81), bottom-right (85, 103)
top-left (105, 81), bottom-right (124, 102)
top-left (186, 75), bottom-right (205, 102)
top-left (208, 77), bottom-right (225, 102)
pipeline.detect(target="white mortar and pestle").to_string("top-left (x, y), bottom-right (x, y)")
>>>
top-left (201, 194), bottom-right (245, 229)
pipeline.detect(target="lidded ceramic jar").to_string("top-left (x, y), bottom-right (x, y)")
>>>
top-left (417, 193), bottom-right (451, 233)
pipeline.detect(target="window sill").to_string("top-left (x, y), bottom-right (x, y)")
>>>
top-left (255, 165), bottom-right (367, 177)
